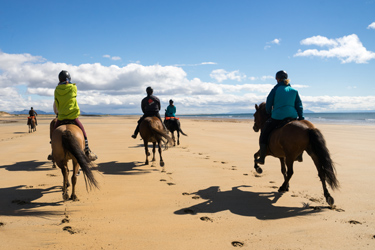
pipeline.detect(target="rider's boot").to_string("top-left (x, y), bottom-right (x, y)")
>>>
top-left (85, 139), bottom-right (97, 161)
top-left (255, 143), bottom-right (267, 165)
top-left (131, 127), bottom-right (139, 139)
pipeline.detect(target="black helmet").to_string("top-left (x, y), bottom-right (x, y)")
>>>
top-left (58, 70), bottom-right (71, 82)
top-left (169, 99), bottom-right (173, 104)
top-left (31, 107), bottom-right (33, 109)
top-left (275, 70), bottom-right (288, 80)
top-left (146, 86), bottom-right (153, 95)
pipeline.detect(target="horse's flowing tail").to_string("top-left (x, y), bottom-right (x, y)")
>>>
top-left (178, 122), bottom-right (188, 136)
top-left (150, 122), bottom-right (174, 146)
top-left (61, 130), bottom-right (99, 190)
top-left (308, 128), bottom-right (339, 190)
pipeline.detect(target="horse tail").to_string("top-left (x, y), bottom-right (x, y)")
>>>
top-left (61, 130), bottom-right (99, 190)
top-left (150, 121), bottom-right (174, 146)
top-left (177, 121), bottom-right (187, 136)
top-left (308, 128), bottom-right (339, 190)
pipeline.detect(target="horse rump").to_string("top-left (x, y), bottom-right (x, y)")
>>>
top-left (61, 130), bottom-right (99, 190)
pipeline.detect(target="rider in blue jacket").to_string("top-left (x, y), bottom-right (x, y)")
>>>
top-left (256, 70), bottom-right (304, 164)
top-left (165, 99), bottom-right (176, 117)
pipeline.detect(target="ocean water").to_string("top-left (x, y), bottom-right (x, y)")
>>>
top-left (179, 112), bottom-right (375, 125)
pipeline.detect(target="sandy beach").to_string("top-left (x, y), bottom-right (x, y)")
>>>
top-left (0, 115), bottom-right (374, 249)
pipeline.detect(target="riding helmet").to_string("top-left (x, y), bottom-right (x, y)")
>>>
top-left (146, 86), bottom-right (153, 95)
top-left (169, 99), bottom-right (173, 104)
top-left (275, 70), bottom-right (288, 80)
top-left (58, 70), bottom-right (71, 82)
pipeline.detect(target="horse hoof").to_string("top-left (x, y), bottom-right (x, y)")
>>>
top-left (278, 187), bottom-right (288, 193)
top-left (63, 194), bottom-right (69, 201)
top-left (326, 196), bottom-right (334, 206)
top-left (255, 167), bottom-right (263, 174)
top-left (145, 161), bottom-right (149, 165)
top-left (70, 195), bottom-right (79, 201)
top-left (160, 161), bottom-right (165, 167)
top-left (147, 152), bottom-right (150, 156)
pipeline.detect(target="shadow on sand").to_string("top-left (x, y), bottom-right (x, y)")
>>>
top-left (0, 160), bottom-right (52, 172)
top-left (94, 161), bottom-right (157, 175)
top-left (0, 185), bottom-right (63, 217)
top-left (175, 185), bottom-right (324, 220)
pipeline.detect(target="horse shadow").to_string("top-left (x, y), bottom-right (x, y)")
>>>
top-left (13, 132), bottom-right (27, 134)
top-left (0, 160), bottom-right (52, 172)
top-left (94, 161), bottom-right (155, 175)
top-left (174, 185), bottom-right (322, 220)
top-left (0, 185), bottom-right (63, 216)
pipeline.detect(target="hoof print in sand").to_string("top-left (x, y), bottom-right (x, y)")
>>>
top-left (0, 222), bottom-right (5, 227)
top-left (192, 195), bottom-right (200, 199)
top-left (160, 179), bottom-right (167, 182)
top-left (183, 209), bottom-right (196, 215)
top-left (231, 241), bottom-right (244, 247)
top-left (12, 199), bottom-right (30, 205)
top-left (167, 183), bottom-right (175, 186)
top-left (182, 192), bottom-right (190, 195)
top-left (61, 218), bottom-right (70, 224)
top-left (349, 220), bottom-right (362, 225)
top-left (200, 216), bottom-right (213, 222)
top-left (63, 226), bottom-right (77, 234)
top-left (47, 174), bottom-right (57, 177)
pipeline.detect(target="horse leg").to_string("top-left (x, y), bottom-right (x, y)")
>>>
top-left (278, 157), bottom-right (293, 192)
top-left (310, 153), bottom-right (334, 206)
top-left (144, 140), bottom-right (149, 165)
top-left (59, 163), bottom-right (70, 201)
top-left (253, 150), bottom-right (263, 174)
top-left (278, 157), bottom-right (289, 191)
top-left (70, 159), bottom-right (79, 201)
top-left (177, 130), bottom-right (180, 145)
top-left (158, 141), bottom-right (165, 167)
top-left (152, 142), bottom-right (156, 162)
top-left (172, 131), bottom-right (176, 146)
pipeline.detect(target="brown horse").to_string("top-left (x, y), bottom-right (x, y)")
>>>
top-left (253, 102), bottom-right (339, 206)
top-left (28, 117), bottom-right (36, 133)
top-left (51, 123), bottom-right (98, 201)
top-left (139, 116), bottom-right (173, 166)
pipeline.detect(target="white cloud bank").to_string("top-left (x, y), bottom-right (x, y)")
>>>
top-left (294, 34), bottom-right (375, 63)
top-left (0, 51), bottom-right (374, 114)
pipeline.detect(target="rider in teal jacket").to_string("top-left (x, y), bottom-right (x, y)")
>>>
top-left (166, 99), bottom-right (176, 117)
top-left (256, 70), bottom-right (304, 165)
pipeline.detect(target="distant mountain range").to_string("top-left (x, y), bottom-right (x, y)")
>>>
top-left (10, 109), bottom-right (105, 115)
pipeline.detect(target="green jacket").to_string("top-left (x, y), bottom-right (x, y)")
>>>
top-left (54, 83), bottom-right (80, 120)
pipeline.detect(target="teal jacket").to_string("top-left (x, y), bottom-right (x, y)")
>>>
top-left (166, 105), bottom-right (176, 117)
top-left (266, 82), bottom-right (304, 120)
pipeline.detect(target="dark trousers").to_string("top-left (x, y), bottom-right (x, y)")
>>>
top-left (259, 118), bottom-right (283, 145)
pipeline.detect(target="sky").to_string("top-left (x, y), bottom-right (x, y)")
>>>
top-left (0, 0), bottom-right (375, 114)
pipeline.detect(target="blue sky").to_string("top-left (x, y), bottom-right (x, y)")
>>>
top-left (0, 0), bottom-right (374, 114)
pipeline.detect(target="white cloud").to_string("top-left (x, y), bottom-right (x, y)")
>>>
top-left (103, 54), bottom-right (122, 61)
top-left (264, 38), bottom-right (281, 50)
top-left (294, 34), bottom-right (375, 63)
top-left (0, 51), bottom-right (373, 114)
top-left (210, 69), bottom-right (246, 83)
top-left (367, 22), bottom-right (375, 29)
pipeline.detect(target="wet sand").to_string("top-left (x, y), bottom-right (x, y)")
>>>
top-left (0, 115), bottom-right (374, 249)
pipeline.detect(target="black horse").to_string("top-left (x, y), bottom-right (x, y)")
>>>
top-left (164, 117), bottom-right (187, 146)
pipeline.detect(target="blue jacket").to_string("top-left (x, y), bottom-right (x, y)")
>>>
top-left (266, 82), bottom-right (304, 120)
top-left (166, 105), bottom-right (176, 117)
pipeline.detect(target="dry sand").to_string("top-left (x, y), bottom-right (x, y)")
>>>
top-left (0, 115), bottom-right (374, 249)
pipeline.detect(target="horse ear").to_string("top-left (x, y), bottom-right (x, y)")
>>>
top-left (255, 104), bottom-right (259, 110)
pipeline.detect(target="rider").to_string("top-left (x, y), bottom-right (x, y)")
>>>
top-left (255, 70), bottom-right (304, 165)
top-left (131, 86), bottom-right (167, 139)
top-left (28, 107), bottom-right (38, 125)
top-left (51, 70), bottom-right (97, 161)
top-left (165, 99), bottom-right (176, 118)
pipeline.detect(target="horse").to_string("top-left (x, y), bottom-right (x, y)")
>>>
top-left (139, 116), bottom-right (173, 166)
top-left (164, 117), bottom-right (187, 146)
top-left (28, 117), bottom-right (36, 133)
top-left (51, 123), bottom-right (98, 201)
top-left (253, 102), bottom-right (339, 206)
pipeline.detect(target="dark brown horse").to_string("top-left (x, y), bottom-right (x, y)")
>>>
top-left (140, 116), bottom-right (173, 166)
top-left (253, 102), bottom-right (339, 206)
top-left (28, 117), bottom-right (36, 133)
top-left (51, 123), bottom-right (98, 201)
top-left (164, 117), bottom-right (187, 146)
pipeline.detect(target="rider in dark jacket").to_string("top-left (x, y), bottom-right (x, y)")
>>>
top-left (131, 87), bottom-right (166, 139)
top-left (29, 107), bottom-right (38, 125)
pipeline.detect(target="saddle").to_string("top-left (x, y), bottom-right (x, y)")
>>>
top-left (56, 119), bottom-right (77, 128)
top-left (165, 117), bottom-right (179, 120)
top-left (274, 118), bottom-right (297, 130)
top-left (27, 116), bottom-right (35, 125)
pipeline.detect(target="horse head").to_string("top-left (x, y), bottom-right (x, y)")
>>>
top-left (253, 102), bottom-right (269, 132)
